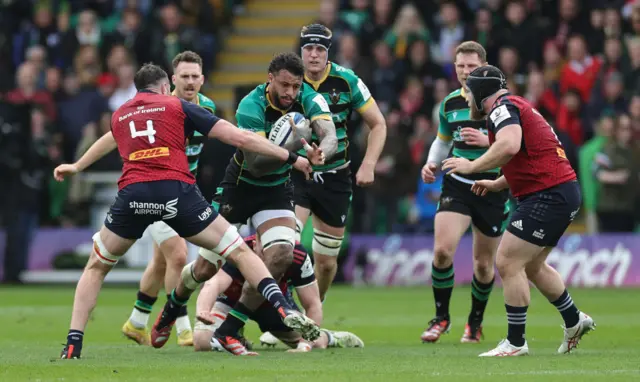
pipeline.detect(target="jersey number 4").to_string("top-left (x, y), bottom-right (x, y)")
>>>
top-left (130, 120), bottom-right (157, 144)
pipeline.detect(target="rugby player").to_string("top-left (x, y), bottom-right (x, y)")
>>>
top-left (294, 24), bottom-right (386, 301)
top-left (442, 65), bottom-right (595, 356)
top-left (193, 233), bottom-right (364, 355)
top-left (54, 63), bottom-right (323, 359)
top-left (420, 42), bottom-right (505, 343)
top-left (206, 52), bottom-right (339, 354)
top-left (121, 51), bottom-right (215, 347)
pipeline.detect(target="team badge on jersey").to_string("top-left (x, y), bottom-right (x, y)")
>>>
top-left (329, 88), bottom-right (341, 105)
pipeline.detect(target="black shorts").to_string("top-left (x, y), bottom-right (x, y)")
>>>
top-left (105, 180), bottom-right (216, 240)
top-left (507, 181), bottom-right (581, 247)
top-left (292, 166), bottom-right (352, 228)
top-left (437, 174), bottom-right (509, 237)
top-left (213, 173), bottom-right (294, 225)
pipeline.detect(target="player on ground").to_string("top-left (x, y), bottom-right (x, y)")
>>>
top-left (442, 65), bottom-right (595, 357)
top-left (193, 233), bottom-right (364, 355)
top-left (420, 42), bottom-right (507, 343)
top-left (122, 51), bottom-right (214, 347)
top-left (54, 63), bottom-right (323, 359)
top-left (295, 24), bottom-right (386, 301)
top-left (206, 52), bottom-right (338, 354)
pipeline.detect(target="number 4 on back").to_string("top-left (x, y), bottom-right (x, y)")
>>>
top-left (130, 120), bottom-right (157, 143)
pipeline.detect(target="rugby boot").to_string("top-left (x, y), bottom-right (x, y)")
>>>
top-left (558, 312), bottom-right (596, 354)
top-left (421, 316), bottom-right (451, 343)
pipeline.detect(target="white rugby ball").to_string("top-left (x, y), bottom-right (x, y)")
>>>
top-left (269, 112), bottom-right (309, 149)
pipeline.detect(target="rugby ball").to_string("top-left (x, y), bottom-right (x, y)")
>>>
top-left (269, 112), bottom-right (311, 151)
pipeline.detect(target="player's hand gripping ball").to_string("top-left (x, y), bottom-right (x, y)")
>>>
top-left (269, 112), bottom-right (311, 151)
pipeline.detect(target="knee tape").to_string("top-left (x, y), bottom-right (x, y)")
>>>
top-left (181, 261), bottom-right (201, 290)
top-left (261, 226), bottom-right (295, 251)
top-left (295, 218), bottom-right (304, 242)
top-left (312, 229), bottom-right (343, 257)
top-left (198, 225), bottom-right (243, 266)
top-left (92, 232), bottom-right (120, 266)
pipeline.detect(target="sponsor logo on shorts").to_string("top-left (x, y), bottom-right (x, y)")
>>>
top-left (129, 147), bottom-right (169, 161)
top-left (106, 213), bottom-right (113, 224)
top-left (533, 229), bottom-right (545, 240)
top-left (511, 220), bottom-right (523, 230)
top-left (198, 206), bottom-right (213, 221)
top-left (129, 198), bottom-right (178, 220)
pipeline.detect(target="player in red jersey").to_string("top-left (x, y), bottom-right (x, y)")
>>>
top-left (53, 64), bottom-right (323, 359)
top-left (193, 232), bottom-right (364, 355)
top-left (442, 66), bottom-right (595, 357)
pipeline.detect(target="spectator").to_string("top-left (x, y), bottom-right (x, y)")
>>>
top-left (588, 71), bottom-right (627, 133)
top-left (556, 88), bottom-right (585, 146)
top-left (360, 0), bottom-right (394, 57)
top-left (499, 0), bottom-right (540, 69)
top-left (149, 3), bottom-right (198, 73)
top-left (432, 2), bottom-right (463, 66)
top-left (13, 5), bottom-right (63, 69)
top-left (559, 34), bottom-right (602, 103)
top-left (623, 37), bottom-right (640, 97)
top-left (370, 40), bottom-right (404, 114)
top-left (383, 3), bottom-right (429, 61)
top-left (109, 63), bottom-right (136, 111)
top-left (339, 0), bottom-right (370, 35)
top-left (405, 40), bottom-right (445, 107)
top-left (5, 61), bottom-right (56, 122)
top-left (60, 9), bottom-right (106, 69)
top-left (106, 8), bottom-right (148, 65)
top-left (464, 7), bottom-right (498, 65)
top-left (594, 114), bottom-right (639, 232)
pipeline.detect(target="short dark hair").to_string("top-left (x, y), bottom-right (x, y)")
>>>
top-left (134, 63), bottom-right (168, 90)
top-left (268, 52), bottom-right (304, 77)
top-left (172, 51), bottom-right (203, 70)
top-left (455, 41), bottom-right (487, 63)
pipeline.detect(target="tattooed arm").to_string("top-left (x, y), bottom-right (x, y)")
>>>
top-left (311, 118), bottom-right (338, 161)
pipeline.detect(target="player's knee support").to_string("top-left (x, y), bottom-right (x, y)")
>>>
top-left (198, 225), bottom-right (243, 266)
top-left (92, 232), bottom-right (120, 266)
top-left (261, 226), bottom-right (295, 251)
top-left (312, 229), bottom-right (343, 257)
top-left (181, 261), bottom-right (201, 290)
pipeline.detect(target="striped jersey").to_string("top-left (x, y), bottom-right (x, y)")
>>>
top-left (174, 91), bottom-right (216, 176)
top-left (300, 62), bottom-right (374, 171)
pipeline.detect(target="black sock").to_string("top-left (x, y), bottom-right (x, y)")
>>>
top-left (257, 278), bottom-right (292, 311)
top-left (469, 276), bottom-right (494, 325)
top-left (66, 330), bottom-right (84, 352)
top-left (431, 263), bottom-right (454, 318)
top-left (158, 289), bottom-right (189, 328)
top-left (167, 293), bottom-right (188, 317)
top-left (550, 289), bottom-right (580, 328)
top-left (506, 304), bottom-right (527, 347)
top-left (134, 291), bottom-right (157, 313)
top-left (216, 302), bottom-right (251, 337)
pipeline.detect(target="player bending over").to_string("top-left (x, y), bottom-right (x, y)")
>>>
top-left (294, 24), bottom-right (386, 302)
top-left (442, 65), bottom-right (595, 357)
top-left (420, 41), bottom-right (506, 344)
top-left (54, 63), bottom-right (323, 359)
top-left (193, 233), bottom-right (363, 355)
top-left (206, 52), bottom-right (338, 353)
top-left (122, 51), bottom-right (215, 347)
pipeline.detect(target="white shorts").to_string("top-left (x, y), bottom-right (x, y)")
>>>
top-left (193, 302), bottom-right (232, 332)
top-left (251, 209), bottom-right (296, 229)
top-left (148, 221), bottom-right (179, 246)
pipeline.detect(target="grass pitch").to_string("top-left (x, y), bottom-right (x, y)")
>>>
top-left (1, 285), bottom-right (639, 381)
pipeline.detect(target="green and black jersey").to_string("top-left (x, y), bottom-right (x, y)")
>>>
top-left (300, 62), bottom-right (374, 171)
top-left (438, 88), bottom-right (499, 178)
top-left (175, 92), bottom-right (216, 176)
top-left (228, 82), bottom-right (332, 187)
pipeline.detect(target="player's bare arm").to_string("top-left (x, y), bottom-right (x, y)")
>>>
top-left (196, 271), bottom-right (233, 323)
top-left (311, 117), bottom-right (338, 160)
top-left (442, 124), bottom-right (521, 175)
top-left (357, 102), bottom-right (387, 186)
top-left (208, 119), bottom-right (315, 177)
top-left (295, 282), bottom-right (323, 326)
top-left (471, 175), bottom-right (509, 196)
top-left (53, 132), bottom-right (117, 181)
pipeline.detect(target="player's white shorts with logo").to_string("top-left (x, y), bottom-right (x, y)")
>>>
top-left (148, 221), bottom-right (179, 246)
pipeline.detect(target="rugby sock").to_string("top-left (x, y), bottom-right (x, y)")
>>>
top-left (506, 304), bottom-right (527, 347)
top-left (158, 289), bottom-right (189, 328)
top-left (550, 289), bottom-right (580, 328)
top-left (257, 277), bottom-right (292, 311)
top-left (130, 291), bottom-right (157, 328)
top-left (322, 329), bottom-right (336, 347)
top-left (216, 303), bottom-right (251, 337)
top-left (66, 330), bottom-right (84, 353)
top-left (170, 293), bottom-right (192, 334)
top-left (468, 276), bottom-right (494, 325)
top-left (431, 264), bottom-right (454, 318)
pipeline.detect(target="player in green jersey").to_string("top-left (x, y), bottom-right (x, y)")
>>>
top-left (121, 51), bottom-right (216, 347)
top-left (294, 24), bottom-right (386, 300)
top-left (207, 52), bottom-right (333, 355)
top-left (420, 42), bottom-right (509, 344)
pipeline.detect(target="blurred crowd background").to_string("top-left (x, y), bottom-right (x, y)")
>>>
top-left (1, 0), bottom-right (640, 281)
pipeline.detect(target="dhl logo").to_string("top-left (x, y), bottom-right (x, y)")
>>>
top-left (129, 147), bottom-right (170, 161)
top-left (557, 147), bottom-right (567, 159)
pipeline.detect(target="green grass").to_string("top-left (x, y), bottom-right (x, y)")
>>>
top-left (1, 286), bottom-right (639, 381)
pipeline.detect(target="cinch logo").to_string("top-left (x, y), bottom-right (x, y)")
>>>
top-left (129, 147), bottom-right (169, 161)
